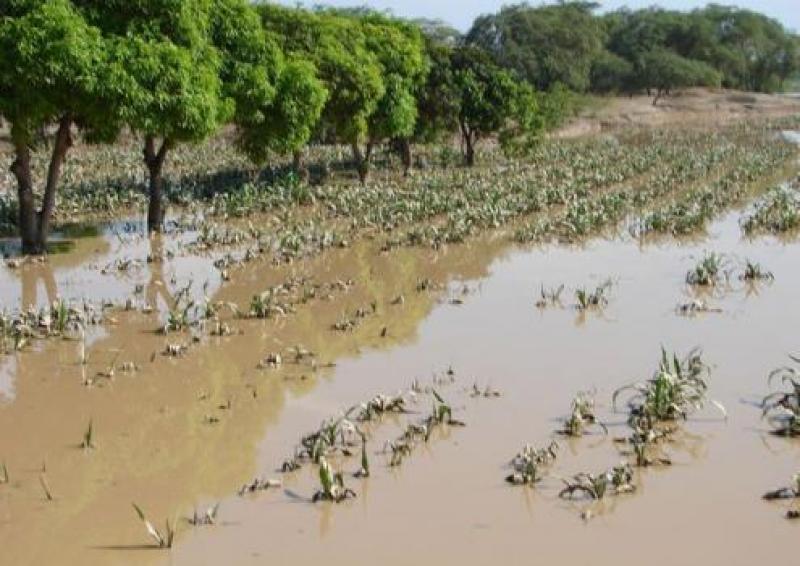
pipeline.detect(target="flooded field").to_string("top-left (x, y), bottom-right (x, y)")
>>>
top-left (5, 0), bottom-right (800, 559)
top-left (0, 126), bottom-right (799, 566)
top-left (0, 204), bottom-right (799, 564)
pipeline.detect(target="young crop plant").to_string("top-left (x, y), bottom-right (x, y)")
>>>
top-left (613, 348), bottom-right (726, 422)
top-left (132, 504), bottom-right (176, 548)
top-left (312, 457), bottom-right (356, 503)
top-left (559, 392), bottom-right (607, 437)
top-left (574, 280), bottom-right (612, 311)
top-left (505, 441), bottom-right (559, 486)
top-left (761, 357), bottom-right (800, 436)
top-left (742, 186), bottom-right (800, 234)
top-left (763, 473), bottom-right (800, 520)
top-left (741, 260), bottom-right (774, 282)
top-left (535, 284), bottom-right (565, 309)
top-left (686, 253), bottom-right (729, 286)
top-left (559, 463), bottom-right (636, 500)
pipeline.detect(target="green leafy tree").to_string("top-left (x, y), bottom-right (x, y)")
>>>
top-left (79, 0), bottom-right (228, 232)
top-left (211, 0), bottom-right (327, 180)
top-left (0, 0), bottom-right (124, 253)
top-left (466, 2), bottom-right (605, 92)
top-left (590, 51), bottom-right (635, 93)
top-left (603, 6), bottom-right (799, 94)
top-left (259, 5), bottom-right (385, 183)
top-left (451, 46), bottom-right (522, 166)
top-left (354, 12), bottom-right (428, 179)
top-left (642, 48), bottom-right (721, 105)
top-left (414, 39), bottom-right (460, 144)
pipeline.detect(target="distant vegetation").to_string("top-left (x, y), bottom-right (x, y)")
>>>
top-left (467, 2), bottom-right (799, 98)
top-left (0, 1), bottom-right (797, 254)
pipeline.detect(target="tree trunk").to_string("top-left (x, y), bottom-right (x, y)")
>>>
top-left (399, 138), bottom-right (412, 177)
top-left (351, 143), bottom-right (369, 185)
top-left (11, 142), bottom-right (38, 254)
top-left (292, 149), bottom-right (309, 184)
top-left (465, 139), bottom-right (475, 167)
top-left (37, 116), bottom-right (73, 247)
top-left (10, 116), bottom-right (73, 255)
top-left (144, 136), bottom-right (170, 233)
top-left (459, 122), bottom-right (476, 167)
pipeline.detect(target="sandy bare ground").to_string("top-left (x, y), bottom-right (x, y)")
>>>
top-left (557, 88), bottom-right (800, 138)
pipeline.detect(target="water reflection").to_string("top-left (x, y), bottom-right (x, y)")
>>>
top-left (144, 235), bottom-right (175, 314)
top-left (19, 262), bottom-right (58, 309)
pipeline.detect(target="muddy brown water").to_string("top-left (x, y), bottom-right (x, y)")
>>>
top-left (1, 202), bottom-right (800, 565)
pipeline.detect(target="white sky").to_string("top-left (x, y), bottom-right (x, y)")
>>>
top-left (275, 1), bottom-right (799, 32)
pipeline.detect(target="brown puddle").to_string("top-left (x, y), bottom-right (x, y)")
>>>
top-left (1, 205), bottom-right (800, 565)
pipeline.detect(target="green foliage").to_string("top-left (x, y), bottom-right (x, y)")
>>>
top-left (358, 12), bottom-right (428, 143)
top-left (0, 0), bottom-right (121, 144)
top-left (466, 2), bottom-right (606, 92)
top-left (452, 47), bottom-right (518, 138)
top-left (211, 0), bottom-right (326, 161)
top-left (603, 6), bottom-right (799, 94)
top-left (210, 0), bottom-right (280, 129)
top-left (114, 36), bottom-right (225, 142)
top-left (467, 3), bottom-right (799, 96)
top-left (451, 46), bottom-right (548, 163)
top-left (641, 48), bottom-right (721, 102)
top-left (259, 4), bottom-right (384, 145)
top-left (414, 39), bottom-right (459, 143)
top-left (590, 51), bottom-right (635, 93)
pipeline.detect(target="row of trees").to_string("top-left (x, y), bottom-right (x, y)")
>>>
top-left (2, 2), bottom-right (797, 254)
top-left (466, 2), bottom-right (800, 100)
top-left (0, 1), bottom-right (547, 253)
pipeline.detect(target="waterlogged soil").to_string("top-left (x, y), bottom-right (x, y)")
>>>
top-left (1, 204), bottom-right (800, 564)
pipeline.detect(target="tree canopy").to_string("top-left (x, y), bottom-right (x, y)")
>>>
top-left (0, 0), bottom-right (127, 252)
top-left (466, 2), bottom-right (606, 92)
top-left (464, 2), bottom-right (799, 96)
top-left (1, 0), bottom-right (797, 251)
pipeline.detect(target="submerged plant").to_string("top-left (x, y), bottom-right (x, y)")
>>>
top-left (163, 294), bottom-right (195, 334)
top-left (429, 390), bottom-right (465, 427)
top-left (81, 419), bottom-right (95, 450)
top-left (676, 299), bottom-right (721, 316)
top-left (535, 284), bottom-right (564, 309)
top-left (355, 433), bottom-right (370, 478)
top-left (742, 185), bottom-right (800, 234)
top-left (188, 504), bottom-right (219, 526)
top-left (312, 457), bottom-right (356, 503)
top-left (763, 473), bottom-right (800, 520)
top-left (559, 463), bottom-right (635, 500)
top-left (560, 392), bottom-right (607, 437)
top-left (132, 503), bottom-right (175, 548)
top-left (574, 280), bottom-right (612, 310)
top-left (505, 441), bottom-right (559, 486)
top-left (613, 348), bottom-right (726, 422)
top-left (615, 415), bottom-right (675, 468)
top-left (741, 260), bottom-right (774, 282)
top-left (686, 252), bottom-right (728, 286)
top-left (349, 393), bottom-right (407, 422)
top-left (39, 474), bottom-right (53, 501)
top-left (763, 473), bottom-right (800, 501)
top-left (238, 477), bottom-right (282, 496)
top-left (762, 357), bottom-right (800, 436)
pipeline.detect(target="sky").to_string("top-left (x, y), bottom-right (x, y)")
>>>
top-left (275, 1), bottom-right (799, 32)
